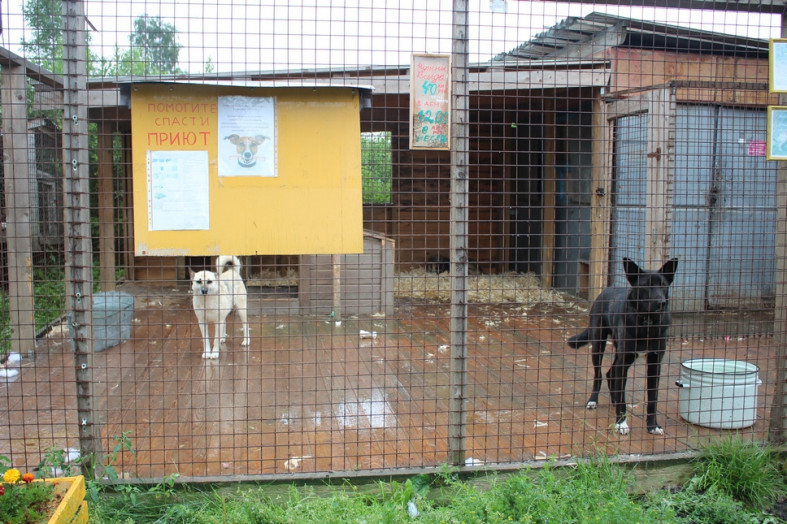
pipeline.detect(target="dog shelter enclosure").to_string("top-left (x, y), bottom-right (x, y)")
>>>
top-left (2, 1), bottom-right (787, 482)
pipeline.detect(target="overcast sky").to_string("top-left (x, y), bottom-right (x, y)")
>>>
top-left (1, 0), bottom-right (780, 74)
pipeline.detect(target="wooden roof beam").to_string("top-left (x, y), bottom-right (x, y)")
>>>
top-left (0, 47), bottom-right (62, 89)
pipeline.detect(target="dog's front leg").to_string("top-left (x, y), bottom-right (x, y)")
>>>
top-left (210, 322), bottom-right (224, 359)
top-left (199, 321), bottom-right (214, 359)
top-left (645, 349), bottom-right (666, 435)
top-left (218, 315), bottom-right (227, 344)
top-left (607, 351), bottom-right (636, 435)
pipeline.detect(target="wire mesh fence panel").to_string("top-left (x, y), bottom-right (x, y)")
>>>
top-left (0, 1), bottom-right (784, 482)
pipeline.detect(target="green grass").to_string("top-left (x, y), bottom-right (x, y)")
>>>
top-left (89, 462), bottom-right (671, 524)
top-left (690, 435), bottom-right (785, 510)
top-left (83, 439), bottom-right (785, 524)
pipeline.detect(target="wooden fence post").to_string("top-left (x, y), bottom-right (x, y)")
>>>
top-left (97, 122), bottom-right (117, 292)
top-left (63, 0), bottom-right (101, 477)
top-left (645, 86), bottom-right (675, 267)
top-left (448, 0), bottom-right (469, 467)
top-left (1, 63), bottom-right (36, 357)
top-left (769, 13), bottom-right (787, 444)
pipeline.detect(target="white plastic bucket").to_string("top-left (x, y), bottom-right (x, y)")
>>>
top-left (676, 358), bottom-right (761, 429)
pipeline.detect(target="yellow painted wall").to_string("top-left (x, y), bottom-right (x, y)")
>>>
top-left (131, 83), bottom-right (363, 256)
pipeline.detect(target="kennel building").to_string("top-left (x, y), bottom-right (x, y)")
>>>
top-left (66, 13), bottom-right (777, 317)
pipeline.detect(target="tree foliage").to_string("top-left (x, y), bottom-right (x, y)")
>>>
top-left (128, 15), bottom-right (182, 75)
top-left (21, 0), bottom-right (63, 74)
top-left (361, 132), bottom-right (393, 204)
top-left (91, 47), bottom-right (150, 77)
top-left (21, 1), bottom-right (181, 78)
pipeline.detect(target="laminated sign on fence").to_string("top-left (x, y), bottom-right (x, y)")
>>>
top-left (410, 53), bottom-right (451, 150)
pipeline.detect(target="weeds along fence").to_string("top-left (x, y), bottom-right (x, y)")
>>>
top-left (1, 0), bottom-right (786, 482)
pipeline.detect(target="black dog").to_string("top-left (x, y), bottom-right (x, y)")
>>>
top-left (426, 254), bottom-right (450, 274)
top-left (568, 257), bottom-right (678, 435)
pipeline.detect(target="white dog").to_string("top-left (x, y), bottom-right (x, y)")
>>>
top-left (190, 255), bottom-right (250, 359)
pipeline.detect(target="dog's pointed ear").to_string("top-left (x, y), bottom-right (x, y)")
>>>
top-left (254, 135), bottom-right (269, 144)
top-left (225, 134), bottom-right (240, 144)
top-left (622, 257), bottom-right (641, 285)
top-left (659, 258), bottom-right (679, 284)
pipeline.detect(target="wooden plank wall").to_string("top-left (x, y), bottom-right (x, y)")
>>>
top-left (299, 233), bottom-right (395, 316)
top-left (608, 48), bottom-right (776, 106)
top-left (390, 120), bottom-right (510, 273)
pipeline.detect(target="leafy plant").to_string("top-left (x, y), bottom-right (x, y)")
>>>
top-left (0, 454), bottom-right (11, 471)
top-left (0, 480), bottom-right (55, 524)
top-left (97, 431), bottom-right (136, 489)
top-left (361, 131), bottom-right (392, 204)
top-left (646, 480), bottom-right (777, 523)
top-left (32, 268), bottom-right (67, 332)
top-left (81, 433), bottom-right (195, 523)
top-left (36, 447), bottom-right (78, 478)
top-left (691, 435), bottom-right (785, 509)
top-left (87, 459), bottom-right (675, 523)
top-left (460, 458), bottom-right (669, 523)
top-left (0, 465), bottom-right (56, 524)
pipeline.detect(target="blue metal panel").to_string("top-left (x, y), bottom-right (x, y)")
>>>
top-left (611, 104), bottom-right (777, 312)
top-left (671, 105), bottom-right (715, 311)
top-left (669, 208), bottom-right (710, 312)
top-left (614, 114), bottom-right (648, 207)
top-left (716, 108), bottom-right (777, 210)
top-left (673, 106), bottom-right (716, 209)
top-left (708, 107), bottom-right (777, 308)
top-left (610, 114), bottom-right (648, 288)
top-left (610, 207), bottom-right (646, 288)
top-left (707, 210), bottom-right (776, 306)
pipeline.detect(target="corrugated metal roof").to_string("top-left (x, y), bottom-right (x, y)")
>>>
top-left (120, 78), bottom-right (374, 91)
top-left (494, 12), bottom-right (769, 63)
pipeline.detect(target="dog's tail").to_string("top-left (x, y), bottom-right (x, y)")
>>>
top-left (217, 255), bottom-right (242, 274)
top-left (567, 329), bottom-right (590, 349)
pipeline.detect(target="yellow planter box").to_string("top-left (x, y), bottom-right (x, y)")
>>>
top-left (36, 475), bottom-right (88, 524)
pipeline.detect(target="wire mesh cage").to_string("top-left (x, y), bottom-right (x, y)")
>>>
top-left (0, 0), bottom-right (785, 482)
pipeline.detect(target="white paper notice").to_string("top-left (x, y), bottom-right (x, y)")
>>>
top-left (218, 96), bottom-right (277, 177)
top-left (147, 150), bottom-right (210, 231)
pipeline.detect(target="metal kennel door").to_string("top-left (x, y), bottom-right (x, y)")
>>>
top-left (610, 105), bottom-right (777, 312)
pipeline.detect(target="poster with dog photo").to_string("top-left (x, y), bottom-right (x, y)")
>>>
top-left (217, 96), bottom-right (278, 177)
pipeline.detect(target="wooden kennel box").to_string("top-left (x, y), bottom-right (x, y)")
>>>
top-left (299, 230), bottom-right (395, 317)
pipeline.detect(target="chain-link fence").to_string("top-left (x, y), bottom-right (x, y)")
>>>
top-left (0, 0), bottom-right (785, 482)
